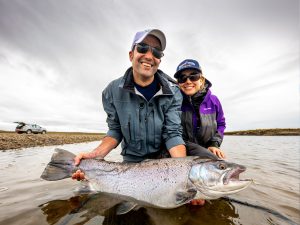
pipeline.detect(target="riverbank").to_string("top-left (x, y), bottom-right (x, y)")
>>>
top-left (0, 132), bottom-right (105, 150)
top-left (1, 128), bottom-right (299, 150)
top-left (225, 128), bottom-right (300, 136)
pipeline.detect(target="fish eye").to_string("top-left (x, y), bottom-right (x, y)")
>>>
top-left (218, 163), bottom-right (227, 170)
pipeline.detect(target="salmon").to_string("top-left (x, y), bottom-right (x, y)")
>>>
top-left (41, 148), bottom-right (252, 209)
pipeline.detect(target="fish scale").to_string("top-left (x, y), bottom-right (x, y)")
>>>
top-left (80, 157), bottom-right (195, 207)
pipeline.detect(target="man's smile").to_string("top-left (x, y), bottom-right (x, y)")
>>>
top-left (140, 61), bottom-right (154, 69)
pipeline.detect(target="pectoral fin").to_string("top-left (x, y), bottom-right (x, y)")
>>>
top-left (115, 201), bottom-right (138, 215)
top-left (175, 188), bottom-right (197, 205)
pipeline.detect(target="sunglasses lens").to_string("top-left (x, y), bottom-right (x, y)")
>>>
top-left (136, 44), bottom-right (149, 54)
top-left (178, 74), bottom-right (200, 83)
top-left (190, 74), bottom-right (201, 81)
top-left (178, 77), bottom-right (187, 83)
top-left (136, 44), bottom-right (163, 59)
top-left (152, 48), bottom-right (163, 59)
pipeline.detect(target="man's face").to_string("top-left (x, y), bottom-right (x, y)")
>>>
top-left (129, 35), bottom-right (162, 81)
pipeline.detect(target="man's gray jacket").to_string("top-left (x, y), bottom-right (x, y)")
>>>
top-left (102, 67), bottom-right (185, 162)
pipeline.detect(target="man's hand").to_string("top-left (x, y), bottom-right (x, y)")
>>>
top-left (72, 152), bottom-right (92, 181)
top-left (208, 147), bottom-right (226, 159)
top-left (74, 152), bottom-right (89, 166)
top-left (169, 144), bottom-right (186, 157)
top-left (71, 137), bottom-right (118, 182)
top-left (72, 169), bottom-right (85, 181)
top-left (190, 199), bottom-right (205, 206)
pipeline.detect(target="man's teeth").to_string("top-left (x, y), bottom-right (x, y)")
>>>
top-left (142, 62), bottom-right (152, 67)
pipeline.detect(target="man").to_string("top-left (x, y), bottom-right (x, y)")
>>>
top-left (72, 29), bottom-right (186, 180)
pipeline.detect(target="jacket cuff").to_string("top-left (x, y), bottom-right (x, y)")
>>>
top-left (165, 136), bottom-right (185, 150)
top-left (209, 141), bottom-right (220, 148)
top-left (106, 130), bottom-right (123, 144)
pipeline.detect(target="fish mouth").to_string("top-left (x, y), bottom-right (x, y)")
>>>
top-left (223, 166), bottom-right (251, 185)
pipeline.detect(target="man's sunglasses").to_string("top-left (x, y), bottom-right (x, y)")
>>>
top-left (177, 73), bottom-right (201, 83)
top-left (135, 43), bottom-right (164, 59)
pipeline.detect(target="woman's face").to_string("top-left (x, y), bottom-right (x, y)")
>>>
top-left (178, 69), bottom-right (203, 96)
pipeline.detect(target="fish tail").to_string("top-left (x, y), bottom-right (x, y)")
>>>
top-left (41, 148), bottom-right (76, 181)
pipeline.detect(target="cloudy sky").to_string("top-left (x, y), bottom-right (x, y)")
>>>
top-left (0, 0), bottom-right (298, 132)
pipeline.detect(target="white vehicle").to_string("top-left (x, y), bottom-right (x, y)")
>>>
top-left (14, 122), bottom-right (47, 134)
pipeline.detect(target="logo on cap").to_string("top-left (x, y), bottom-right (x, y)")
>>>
top-left (178, 61), bottom-right (196, 70)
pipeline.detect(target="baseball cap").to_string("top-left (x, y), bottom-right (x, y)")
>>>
top-left (174, 59), bottom-right (202, 78)
top-left (131, 29), bottom-right (166, 51)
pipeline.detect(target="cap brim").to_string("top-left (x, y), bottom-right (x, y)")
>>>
top-left (174, 68), bottom-right (202, 78)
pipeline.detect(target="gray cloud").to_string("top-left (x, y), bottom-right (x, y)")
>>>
top-left (0, 0), bottom-right (298, 132)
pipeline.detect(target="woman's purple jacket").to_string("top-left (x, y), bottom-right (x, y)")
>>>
top-left (181, 79), bottom-right (226, 148)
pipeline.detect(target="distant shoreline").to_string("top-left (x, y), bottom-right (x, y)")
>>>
top-left (0, 128), bottom-right (299, 151)
top-left (225, 128), bottom-right (300, 136)
top-left (0, 132), bottom-right (105, 151)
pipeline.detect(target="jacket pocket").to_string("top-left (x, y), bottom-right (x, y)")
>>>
top-left (121, 114), bottom-right (132, 144)
top-left (121, 115), bottom-right (143, 156)
top-left (125, 141), bottom-right (143, 156)
top-left (197, 113), bottom-right (217, 144)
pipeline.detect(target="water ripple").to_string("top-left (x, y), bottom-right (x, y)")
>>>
top-left (0, 187), bottom-right (8, 192)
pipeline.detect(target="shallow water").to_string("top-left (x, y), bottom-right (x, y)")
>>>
top-left (0, 136), bottom-right (299, 225)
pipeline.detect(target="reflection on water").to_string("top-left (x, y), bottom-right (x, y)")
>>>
top-left (0, 137), bottom-right (299, 225)
top-left (39, 193), bottom-right (243, 225)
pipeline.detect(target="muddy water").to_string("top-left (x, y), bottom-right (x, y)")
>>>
top-left (0, 136), bottom-right (299, 225)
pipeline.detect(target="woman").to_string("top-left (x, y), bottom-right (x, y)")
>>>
top-left (174, 59), bottom-right (226, 159)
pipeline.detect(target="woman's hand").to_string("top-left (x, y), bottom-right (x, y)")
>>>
top-left (208, 147), bottom-right (226, 159)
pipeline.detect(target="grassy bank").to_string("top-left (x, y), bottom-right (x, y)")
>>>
top-left (1, 128), bottom-right (299, 151)
top-left (225, 128), bottom-right (300, 136)
top-left (0, 132), bottom-right (105, 150)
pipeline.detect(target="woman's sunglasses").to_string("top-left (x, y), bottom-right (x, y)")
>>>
top-left (177, 73), bottom-right (201, 83)
top-left (135, 43), bottom-right (164, 59)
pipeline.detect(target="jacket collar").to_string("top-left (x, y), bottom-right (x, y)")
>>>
top-left (120, 67), bottom-right (175, 95)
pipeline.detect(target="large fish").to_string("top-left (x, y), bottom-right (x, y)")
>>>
top-left (41, 148), bottom-right (252, 209)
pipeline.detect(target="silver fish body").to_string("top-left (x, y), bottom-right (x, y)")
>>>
top-left (41, 148), bottom-right (252, 208)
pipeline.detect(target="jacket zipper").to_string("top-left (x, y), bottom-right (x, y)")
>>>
top-left (128, 115), bottom-right (131, 141)
top-left (188, 96), bottom-right (199, 141)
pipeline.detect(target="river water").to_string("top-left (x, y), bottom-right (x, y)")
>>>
top-left (0, 136), bottom-right (299, 225)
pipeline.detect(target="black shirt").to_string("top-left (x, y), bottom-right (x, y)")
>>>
top-left (134, 76), bottom-right (160, 101)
